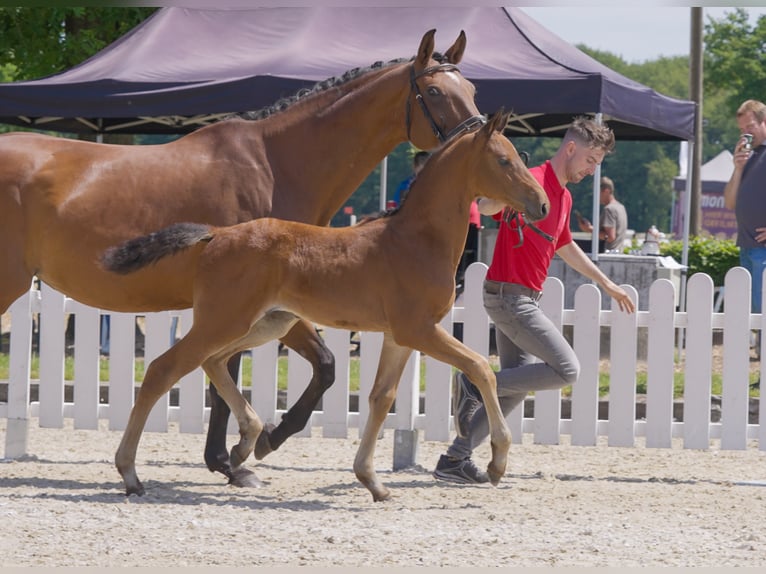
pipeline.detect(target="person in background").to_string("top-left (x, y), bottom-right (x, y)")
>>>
top-left (393, 150), bottom-right (430, 206)
top-left (576, 176), bottom-right (628, 252)
top-left (433, 116), bottom-right (635, 484)
top-left (456, 200), bottom-right (482, 293)
top-left (724, 99), bottom-right (766, 319)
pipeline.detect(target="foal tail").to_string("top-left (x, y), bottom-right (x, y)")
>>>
top-left (101, 222), bottom-right (213, 275)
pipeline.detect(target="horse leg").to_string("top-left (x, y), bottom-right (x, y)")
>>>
top-left (405, 323), bottom-right (511, 485)
top-left (353, 334), bottom-right (412, 502)
top-left (202, 356), bottom-right (263, 473)
top-left (115, 333), bottom-right (211, 496)
top-left (254, 319), bottom-right (335, 459)
top-left (204, 353), bottom-right (264, 487)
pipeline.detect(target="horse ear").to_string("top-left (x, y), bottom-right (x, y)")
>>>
top-left (443, 30), bottom-right (466, 64)
top-left (486, 109), bottom-right (509, 135)
top-left (416, 29), bottom-right (437, 68)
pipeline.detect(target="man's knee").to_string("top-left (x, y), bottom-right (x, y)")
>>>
top-left (561, 358), bottom-right (580, 386)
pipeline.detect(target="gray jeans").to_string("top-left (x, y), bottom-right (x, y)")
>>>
top-left (446, 280), bottom-right (580, 460)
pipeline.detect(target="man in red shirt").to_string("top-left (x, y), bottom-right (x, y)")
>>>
top-left (434, 116), bottom-right (636, 484)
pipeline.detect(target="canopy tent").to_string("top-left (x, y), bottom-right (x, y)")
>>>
top-left (0, 6), bottom-right (695, 141)
top-left (674, 149), bottom-right (733, 194)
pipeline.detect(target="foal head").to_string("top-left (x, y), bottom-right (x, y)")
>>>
top-left (405, 29), bottom-right (483, 150)
top-left (469, 111), bottom-right (549, 222)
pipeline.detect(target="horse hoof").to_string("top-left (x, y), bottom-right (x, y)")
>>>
top-left (487, 464), bottom-right (504, 486)
top-left (125, 483), bottom-right (145, 497)
top-left (253, 423), bottom-right (276, 460)
top-left (227, 466), bottom-right (264, 489)
top-left (371, 488), bottom-right (391, 502)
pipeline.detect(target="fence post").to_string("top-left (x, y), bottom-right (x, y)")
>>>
top-left (571, 284), bottom-right (601, 446)
top-left (535, 277), bottom-right (565, 445)
top-left (108, 312), bottom-right (136, 431)
top-left (38, 283), bottom-right (66, 428)
top-left (721, 267), bottom-right (752, 450)
top-left (607, 285), bottom-right (639, 447)
top-left (645, 279), bottom-right (676, 448)
top-left (72, 301), bottom-right (101, 430)
top-left (178, 309), bottom-right (206, 434)
top-left (683, 273), bottom-right (713, 449)
top-left (322, 327), bottom-right (350, 438)
top-left (4, 289), bottom-right (34, 459)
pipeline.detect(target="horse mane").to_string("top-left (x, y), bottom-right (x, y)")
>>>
top-left (229, 52), bottom-right (448, 122)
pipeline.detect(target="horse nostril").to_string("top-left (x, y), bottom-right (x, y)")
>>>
top-left (541, 203), bottom-right (549, 217)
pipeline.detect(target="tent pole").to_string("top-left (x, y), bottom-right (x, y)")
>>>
top-left (677, 139), bottom-right (695, 351)
top-left (590, 113), bottom-right (603, 261)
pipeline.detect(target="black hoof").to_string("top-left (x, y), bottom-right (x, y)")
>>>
top-left (227, 466), bottom-right (264, 488)
top-left (253, 423), bottom-right (276, 460)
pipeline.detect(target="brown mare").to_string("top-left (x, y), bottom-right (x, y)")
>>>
top-left (101, 111), bottom-right (549, 501)
top-left (0, 30), bottom-right (483, 487)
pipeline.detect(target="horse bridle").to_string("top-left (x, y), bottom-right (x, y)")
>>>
top-left (406, 63), bottom-right (486, 143)
top-left (407, 63), bottom-right (552, 247)
top-left (503, 208), bottom-right (555, 248)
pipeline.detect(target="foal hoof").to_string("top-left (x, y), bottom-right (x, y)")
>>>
top-left (227, 466), bottom-right (264, 489)
top-left (487, 463), bottom-right (504, 486)
top-left (253, 423), bottom-right (276, 460)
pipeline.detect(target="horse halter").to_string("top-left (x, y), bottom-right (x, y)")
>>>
top-left (406, 63), bottom-right (486, 144)
top-left (503, 208), bottom-right (555, 248)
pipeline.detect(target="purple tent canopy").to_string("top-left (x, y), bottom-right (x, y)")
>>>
top-left (0, 7), bottom-right (695, 140)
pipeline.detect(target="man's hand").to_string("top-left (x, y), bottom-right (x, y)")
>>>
top-left (603, 282), bottom-right (636, 314)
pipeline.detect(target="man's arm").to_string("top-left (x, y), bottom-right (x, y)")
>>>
top-left (724, 139), bottom-right (750, 210)
top-left (600, 225), bottom-right (616, 244)
top-left (556, 242), bottom-right (635, 313)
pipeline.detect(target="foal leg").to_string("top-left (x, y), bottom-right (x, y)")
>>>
top-left (115, 334), bottom-right (211, 496)
top-left (254, 319), bottom-right (335, 459)
top-left (407, 324), bottom-right (511, 485)
top-left (204, 353), bottom-right (265, 486)
top-left (202, 356), bottom-right (263, 472)
top-left (353, 335), bottom-right (412, 502)
top-left (204, 312), bottom-right (312, 485)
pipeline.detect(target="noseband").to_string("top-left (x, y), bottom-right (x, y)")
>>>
top-left (503, 209), bottom-right (555, 248)
top-left (406, 63), bottom-right (486, 143)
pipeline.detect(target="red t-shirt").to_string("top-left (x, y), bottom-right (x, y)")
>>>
top-left (485, 161), bottom-right (573, 291)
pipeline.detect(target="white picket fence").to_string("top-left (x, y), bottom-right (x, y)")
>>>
top-left (1, 262), bottom-right (764, 461)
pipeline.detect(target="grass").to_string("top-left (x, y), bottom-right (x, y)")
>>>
top-left (0, 353), bottom-right (758, 398)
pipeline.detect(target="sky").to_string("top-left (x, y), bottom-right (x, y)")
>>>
top-left (522, 6), bottom-right (766, 63)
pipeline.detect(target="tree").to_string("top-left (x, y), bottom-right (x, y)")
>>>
top-left (0, 7), bottom-right (155, 81)
top-left (705, 7), bottom-right (766, 115)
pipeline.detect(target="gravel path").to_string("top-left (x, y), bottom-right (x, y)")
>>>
top-left (1, 418), bottom-right (765, 567)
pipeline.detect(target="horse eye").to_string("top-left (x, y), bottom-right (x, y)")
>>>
top-left (427, 86), bottom-right (441, 97)
top-left (498, 156), bottom-right (510, 166)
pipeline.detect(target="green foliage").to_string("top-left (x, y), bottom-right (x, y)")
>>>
top-left (0, 7), bottom-right (156, 80)
top-left (660, 235), bottom-right (740, 286)
top-left (705, 8), bottom-right (766, 114)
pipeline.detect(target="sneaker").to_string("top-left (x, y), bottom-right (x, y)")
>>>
top-left (433, 454), bottom-right (489, 484)
top-left (452, 371), bottom-right (482, 439)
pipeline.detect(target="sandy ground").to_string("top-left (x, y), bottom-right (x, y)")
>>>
top-left (1, 418), bottom-right (765, 567)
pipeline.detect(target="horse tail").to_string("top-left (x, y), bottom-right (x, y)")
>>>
top-left (101, 222), bottom-right (213, 275)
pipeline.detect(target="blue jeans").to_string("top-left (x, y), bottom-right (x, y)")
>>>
top-left (446, 281), bottom-right (580, 460)
top-left (740, 247), bottom-right (766, 313)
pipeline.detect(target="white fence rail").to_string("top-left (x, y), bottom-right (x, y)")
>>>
top-left (1, 262), bottom-right (764, 460)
